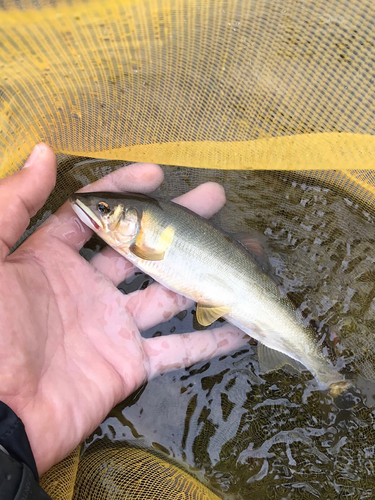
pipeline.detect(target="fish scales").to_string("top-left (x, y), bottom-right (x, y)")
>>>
top-left (70, 191), bottom-right (350, 393)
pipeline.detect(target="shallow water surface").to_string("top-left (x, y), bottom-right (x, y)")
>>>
top-left (84, 167), bottom-right (375, 499)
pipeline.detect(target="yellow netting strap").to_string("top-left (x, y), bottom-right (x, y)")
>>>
top-left (59, 133), bottom-right (375, 172)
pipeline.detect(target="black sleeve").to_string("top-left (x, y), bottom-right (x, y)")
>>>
top-left (0, 402), bottom-right (52, 499)
top-left (0, 447), bottom-right (51, 499)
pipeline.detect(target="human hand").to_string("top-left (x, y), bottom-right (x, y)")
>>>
top-left (0, 144), bottom-right (248, 474)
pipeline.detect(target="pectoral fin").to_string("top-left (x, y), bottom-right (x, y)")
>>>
top-left (196, 303), bottom-right (231, 326)
top-left (130, 225), bottom-right (175, 261)
top-left (130, 244), bottom-right (165, 260)
top-left (257, 343), bottom-right (304, 375)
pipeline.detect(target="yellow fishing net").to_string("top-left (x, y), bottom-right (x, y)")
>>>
top-left (2, 0), bottom-right (375, 498)
top-left (2, 0), bottom-right (375, 174)
top-left (40, 441), bottom-right (223, 500)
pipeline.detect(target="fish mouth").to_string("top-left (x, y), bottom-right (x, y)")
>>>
top-left (69, 196), bottom-right (102, 231)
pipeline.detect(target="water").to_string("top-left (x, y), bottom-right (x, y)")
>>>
top-left (80, 166), bottom-right (375, 499)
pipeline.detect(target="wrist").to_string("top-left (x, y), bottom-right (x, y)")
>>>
top-left (0, 401), bottom-right (38, 480)
top-left (0, 401), bottom-right (51, 499)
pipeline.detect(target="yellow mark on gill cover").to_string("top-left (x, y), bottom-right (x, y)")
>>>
top-left (108, 204), bottom-right (124, 231)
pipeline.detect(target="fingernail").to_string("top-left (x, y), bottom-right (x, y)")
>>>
top-left (23, 144), bottom-right (42, 168)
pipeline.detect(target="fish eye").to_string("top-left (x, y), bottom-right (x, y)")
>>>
top-left (97, 201), bottom-right (111, 215)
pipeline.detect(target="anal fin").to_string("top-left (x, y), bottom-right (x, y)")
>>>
top-left (130, 244), bottom-right (165, 260)
top-left (196, 303), bottom-right (231, 326)
top-left (257, 343), bottom-right (304, 375)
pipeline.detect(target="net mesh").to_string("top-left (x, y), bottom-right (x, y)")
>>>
top-left (2, 0), bottom-right (375, 173)
top-left (40, 441), bottom-right (222, 500)
top-left (40, 446), bottom-right (81, 500)
top-left (2, 0), bottom-right (375, 498)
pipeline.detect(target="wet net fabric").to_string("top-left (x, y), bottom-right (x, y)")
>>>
top-left (2, 0), bottom-right (375, 499)
top-left (40, 446), bottom-right (80, 500)
top-left (40, 442), bottom-right (222, 500)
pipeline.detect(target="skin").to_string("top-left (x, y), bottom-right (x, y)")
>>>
top-left (0, 143), bottom-right (249, 475)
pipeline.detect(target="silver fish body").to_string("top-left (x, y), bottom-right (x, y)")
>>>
top-left (70, 191), bottom-right (349, 393)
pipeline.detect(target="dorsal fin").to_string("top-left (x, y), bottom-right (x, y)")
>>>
top-left (233, 231), bottom-right (281, 286)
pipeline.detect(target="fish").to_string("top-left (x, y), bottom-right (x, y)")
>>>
top-left (70, 191), bottom-right (352, 397)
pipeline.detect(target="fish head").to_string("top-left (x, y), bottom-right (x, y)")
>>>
top-left (70, 192), bottom-right (141, 247)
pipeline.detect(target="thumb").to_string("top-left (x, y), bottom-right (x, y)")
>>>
top-left (0, 143), bottom-right (57, 259)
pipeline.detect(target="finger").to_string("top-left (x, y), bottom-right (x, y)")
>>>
top-left (143, 325), bottom-right (250, 378)
top-left (88, 246), bottom-right (137, 285)
top-left (90, 182), bottom-right (227, 286)
top-left (172, 182), bottom-right (226, 216)
top-left (126, 283), bottom-right (194, 332)
top-left (36, 163), bottom-right (164, 250)
top-left (0, 144), bottom-right (56, 260)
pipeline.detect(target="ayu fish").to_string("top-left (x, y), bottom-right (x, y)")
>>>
top-left (70, 191), bottom-right (351, 396)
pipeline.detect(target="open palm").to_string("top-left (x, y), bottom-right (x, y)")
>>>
top-left (0, 144), bottom-right (247, 474)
